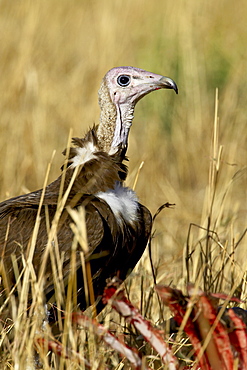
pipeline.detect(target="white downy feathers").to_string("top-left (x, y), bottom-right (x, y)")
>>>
top-left (97, 183), bottom-right (139, 224)
top-left (70, 141), bottom-right (97, 168)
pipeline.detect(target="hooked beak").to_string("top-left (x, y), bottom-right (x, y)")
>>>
top-left (156, 76), bottom-right (178, 94)
top-left (132, 73), bottom-right (178, 104)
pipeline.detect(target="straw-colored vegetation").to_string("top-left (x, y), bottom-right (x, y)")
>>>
top-left (0, 0), bottom-right (246, 368)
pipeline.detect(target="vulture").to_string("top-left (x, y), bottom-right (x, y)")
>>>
top-left (0, 67), bottom-right (177, 314)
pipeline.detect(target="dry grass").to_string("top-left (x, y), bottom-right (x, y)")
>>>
top-left (0, 0), bottom-right (246, 368)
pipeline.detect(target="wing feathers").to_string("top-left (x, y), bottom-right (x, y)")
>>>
top-left (0, 129), bottom-right (152, 311)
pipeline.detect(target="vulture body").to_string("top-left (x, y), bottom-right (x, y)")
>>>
top-left (0, 67), bottom-right (177, 312)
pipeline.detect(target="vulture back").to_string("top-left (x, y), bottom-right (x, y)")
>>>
top-left (0, 129), bottom-right (152, 312)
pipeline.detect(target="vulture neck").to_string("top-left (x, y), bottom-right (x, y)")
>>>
top-left (97, 79), bottom-right (134, 154)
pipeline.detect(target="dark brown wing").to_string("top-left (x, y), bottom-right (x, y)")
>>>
top-left (74, 197), bottom-right (152, 310)
top-left (0, 191), bottom-right (151, 312)
top-left (0, 134), bottom-right (151, 312)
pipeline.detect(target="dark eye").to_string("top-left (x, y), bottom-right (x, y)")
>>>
top-left (117, 75), bottom-right (131, 87)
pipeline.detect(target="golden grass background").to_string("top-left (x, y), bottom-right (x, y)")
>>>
top-left (0, 0), bottom-right (246, 367)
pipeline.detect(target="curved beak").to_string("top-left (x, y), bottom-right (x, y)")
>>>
top-left (131, 73), bottom-right (178, 104)
top-left (158, 76), bottom-right (178, 94)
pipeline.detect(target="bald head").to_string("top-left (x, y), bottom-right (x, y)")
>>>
top-left (97, 66), bottom-right (178, 153)
top-left (104, 66), bottom-right (178, 106)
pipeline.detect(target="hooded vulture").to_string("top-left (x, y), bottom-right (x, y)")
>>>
top-left (0, 67), bottom-right (178, 313)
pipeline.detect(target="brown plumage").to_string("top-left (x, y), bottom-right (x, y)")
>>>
top-left (0, 67), bottom-right (177, 312)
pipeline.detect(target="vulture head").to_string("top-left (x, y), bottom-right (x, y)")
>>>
top-left (97, 66), bottom-right (178, 153)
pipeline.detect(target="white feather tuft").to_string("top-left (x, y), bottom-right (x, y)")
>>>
top-left (70, 142), bottom-right (97, 168)
top-left (96, 183), bottom-right (139, 224)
